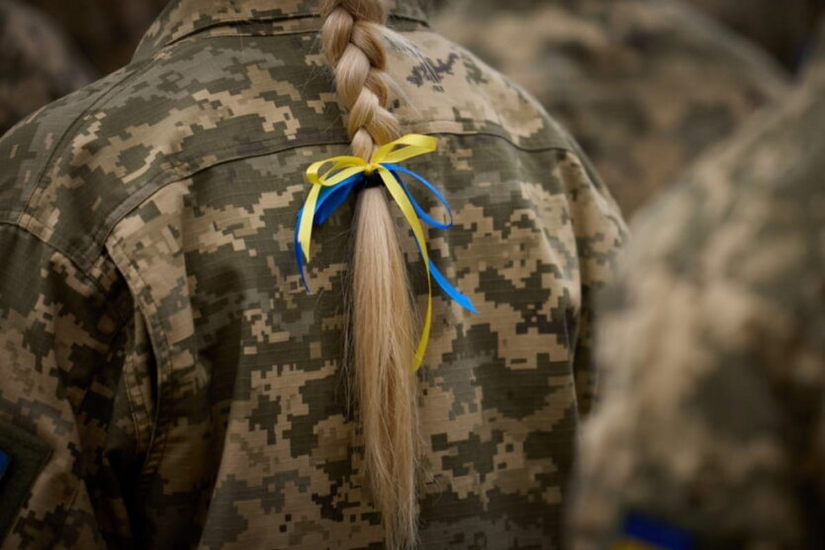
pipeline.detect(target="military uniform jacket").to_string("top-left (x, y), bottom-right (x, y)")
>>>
top-left (571, 20), bottom-right (825, 550)
top-left (0, 1), bottom-right (626, 548)
top-left (435, 0), bottom-right (789, 218)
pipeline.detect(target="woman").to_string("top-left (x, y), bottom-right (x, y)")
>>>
top-left (0, 0), bottom-right (625, 547)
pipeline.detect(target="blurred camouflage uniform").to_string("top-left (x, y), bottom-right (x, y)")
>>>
top-left (0, 0), bottom-right (94, 136)
top-left (571, 18), bottom-right (825, 550)
top-left (24, 0), bottom-right (169, 75)
top-left (434, 0), bottom-right (790, 218)
top-left (686, 0), bottom-right (824, 72)
top-left (0, 0), bottom-right (626, 547)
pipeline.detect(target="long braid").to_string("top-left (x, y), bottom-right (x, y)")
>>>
top-left (319, 1), bottom-right (420, 547)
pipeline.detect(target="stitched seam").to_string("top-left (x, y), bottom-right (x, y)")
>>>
top-left (130, 352), bottom-right (154, 455)
top-left (0, 223), bottom-right (128, 325)
top-left (122, 353), bottom-right (146, 453)
top-left (142, 11), bottom-right (429, 58)
top-left (94, 130), bottom-right (573, 260)
top-left (20, 60), bottom-right (156, 230)
top-left (105, 237), bottom-right (173, 492)
top-left (8, 130), bottom-right (572, 281)
top-left (118, 315), bottom-right (153, 454)
top-left (68, 309), bottom-right (136, 478)
top-left (81, 127), bottom-right (572, 242)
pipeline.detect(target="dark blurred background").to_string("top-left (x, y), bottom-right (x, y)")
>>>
top-left (0, 0), bottom-right (168, 138)
top-left (23, 0), bottom-right (167, 74)
top-left (2, 0), bottom-right (824, 219)
top-left (685, 0), bottom-right (824, 72)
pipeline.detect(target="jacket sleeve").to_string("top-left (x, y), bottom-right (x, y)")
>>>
top-left (0, 225), bottom-right (152, 549)
top-left (559, 145), bottom-right (629, 417)
top-left (570, 193), bottom-right (825, 548)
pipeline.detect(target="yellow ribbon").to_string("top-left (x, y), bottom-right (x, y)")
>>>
top-left (298, 134), bottom-right (438, 371)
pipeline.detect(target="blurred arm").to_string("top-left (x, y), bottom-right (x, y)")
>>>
top-left (560, 145), bottom-right (628, 417)
top-left (571, 188), bottom-right (825, 548)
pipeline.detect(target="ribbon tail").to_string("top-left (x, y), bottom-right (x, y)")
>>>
top-left (379, 167), bottom-right (434, 371)
top-left (429, 259), bottom-right (478, 314)
top-left (385, 164), bottom-right (454, 229)
top-left (296, 175), bottom-right (363, 294)
top-left (389, 169), bottom-right (451, 230)
top-left (294, 208), bottom-right (313, 294)
top-left (298, 184), bottom-right (322, 261)
top-left (315, 176), bottom-right (360, 225)
top-left (384, 168), bottom-right (476, 315)
top-left (412, 285), bottom-right (432, 372)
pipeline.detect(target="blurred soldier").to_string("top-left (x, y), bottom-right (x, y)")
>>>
top-left (0, 0), bottom-right (94, 135)
top-left (687, 0), bottom-right (825, 72)
top-left (572, 17), bottom-right (825, 550)
top-left (0, 0), bottom-right (625, 548)
top-left (434, 0), bottom-right (789, 217)
top-left (26, 0), bottom-right (168, 74)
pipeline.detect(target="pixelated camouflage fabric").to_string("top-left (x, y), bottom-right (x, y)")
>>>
top-left (571, 20), bottom-right (825, 550)
top-left (0, 0), bottom-right (626, 548)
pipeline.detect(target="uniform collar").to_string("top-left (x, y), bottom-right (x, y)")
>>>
top-left (134, 0), bottom-right (429, 61)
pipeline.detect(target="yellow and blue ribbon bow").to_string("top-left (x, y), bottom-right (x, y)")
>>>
top-left (295, 134), bottom-right (478, 371)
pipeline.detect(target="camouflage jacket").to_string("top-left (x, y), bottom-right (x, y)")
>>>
top-left (0, 0), bottom-right (94, 136)
top-left (0, 0), bottom-right (626, 548)
top-left (571, 20), bottom-right (825, 550)
top-left (434, 0), bottom-right (790, 218)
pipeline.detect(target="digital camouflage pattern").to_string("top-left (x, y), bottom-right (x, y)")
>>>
top-left (0, 0), bottom-right (626, 548)
top-left (433, 0), bottom-right (790, 218)
top-left (571, 20), bottom-right (825, 550)
top-left (0, 0), bottom-right (94, 136)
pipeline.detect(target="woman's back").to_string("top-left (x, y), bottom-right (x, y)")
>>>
top-left (0, 1), bottom-right (625, 548)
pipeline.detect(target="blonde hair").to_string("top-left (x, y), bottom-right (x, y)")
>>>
top-left (319, 0), bottom-right (420, 547)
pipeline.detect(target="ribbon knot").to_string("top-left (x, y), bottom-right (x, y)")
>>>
top-left (295, 134), bottom-right (478, 371)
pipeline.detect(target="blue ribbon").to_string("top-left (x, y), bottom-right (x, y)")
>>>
top-left (294, 165), bottom-right (478, 315)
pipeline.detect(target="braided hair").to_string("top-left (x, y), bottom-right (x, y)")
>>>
top-left (320, 1), bottom-right (420, 546)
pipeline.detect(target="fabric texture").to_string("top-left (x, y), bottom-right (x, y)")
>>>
top-left (434, 0), bottom-right (789, 218)
top-left (0, 0), bottom-right (626, 547)
top-left (0, 420), bottom-right (52, 541)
